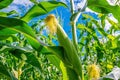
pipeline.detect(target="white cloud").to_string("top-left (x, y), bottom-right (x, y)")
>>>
top-left (107, 0), bottom-right (117, 5)
top-left (13, 0), bottom-right (32, 5)
top-left (104, 20), bottom-right (111, 31)
top-left (85, 8), bottom-right (98, 14)
top-left (108, 14), bottom-right (118, 23)
top-left (113, 31), bottom-right (120, 36)
top-left (74, 0), bottom-right (85, 10)
top-left (1, 0), bottom-right (33, 15)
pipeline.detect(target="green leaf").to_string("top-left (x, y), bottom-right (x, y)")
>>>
top-left (0, 16), bottom-right (67, 60)
top-left (21, 1), bottom-right (67, 22)
top-left (82, 13), bottom-right (94, 20)
top-left (98, 14), bottom-right (107, 28)
top-left (40, 45), bottom-right (72, 67)
top-left (107, 17), bottom-right (120, 30)
top-left (0, 11), bottom-right (18, 17)
top-left (0, 34), bottom-right (18, 41)
top-left (77, 24), bottom-right (93, 34)
top-left (0, 0), bottom-right (13, 9)
top-left (92, 20), bottom-right (108, 36)
top-left (41, 46), bottom-right (65, 61)
top-left (0, 62), bottom-right (11, 79)
top-left (0, 17), bottom-right (67, 73)
top-left (0, 62), bottom-right (17, 80)
top-left (0, 42), bottom-right (41, 70)
top-left (47, 55), bottom-right (61, 70)
top-left (47, 55), bottom-right (79, 80)
top-left (59, 61), bottom-right (79, 80)
top-left (0, 12), bottom-right (7, 17)
top-left (7, 10), bottom-right (19, 16)
top-left (0, 35), bottom-right (13, 40)
top-left (107, 34), bottom-right (117, 49)
top-left (77, 23), bottom-right (101, 46)
top-left (0, 16), bottom-right (41, 50)
top-left (12, 51), bottom-right (42, 70)
top-left (96, 46), bottom-right (104, 62)
top-left (88, 0), bottom-right (120, 22)
top-left (0, 28), bottom-right (17, 34)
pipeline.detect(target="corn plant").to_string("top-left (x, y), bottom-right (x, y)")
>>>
top-left (0, 0), bottom-right (120, 80)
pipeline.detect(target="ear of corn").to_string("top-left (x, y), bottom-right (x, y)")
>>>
top-left (45, 14), bottom-right (84, 80)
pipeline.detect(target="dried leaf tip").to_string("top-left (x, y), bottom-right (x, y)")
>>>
top-left (45, 14), bottom-right (58, 34)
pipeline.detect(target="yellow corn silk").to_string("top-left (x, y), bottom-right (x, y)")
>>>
top-left (45, 14), bottom-right (58, 34)
top-left (87, 64), bottom-right (100, 80)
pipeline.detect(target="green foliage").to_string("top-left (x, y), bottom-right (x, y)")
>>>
top-left (0, 12), bottom-right (7, 17)
top-left (0, 0), bottom-right (13, 9)
top-left (0, 16), bottom-right (41, 50)
top-left (88, 0), bottom-right (120, 22)
top-left (22, 1), bottom-right (67, 22)
top-left (0, 62), bottom-right (13, 79)
top-left (78, 12), bottom-right (120, 79)
top-left (1, 0), bottom-right (120, 80)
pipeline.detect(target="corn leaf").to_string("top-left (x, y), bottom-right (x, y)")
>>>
top-left (0, 17), bottom-right (67, 71)
top-left (0, 16), bottom-right (42, 50)
top-left (21, 1), bottom-right (67, 22)
top-left (0, 42), bottom-right (42, 70)
top-left (0, 62), bottom-right (17, 80)
top-left (88, 0), bottom-right (120, 22)
top-left (0, 0), bottom-right (13, 9)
